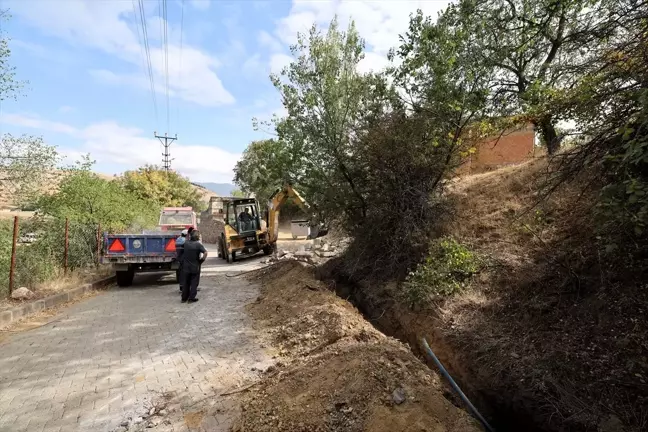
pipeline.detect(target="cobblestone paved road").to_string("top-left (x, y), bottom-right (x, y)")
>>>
top-left (0, 252), bottom-right (271, 432)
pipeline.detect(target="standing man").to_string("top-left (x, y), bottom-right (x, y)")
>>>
top-left (175, 229), bottom-right (188, 293)
top-left (187, 227), bottom-right (201, 292)
top-left (181, 229), bottom-right (207, 303)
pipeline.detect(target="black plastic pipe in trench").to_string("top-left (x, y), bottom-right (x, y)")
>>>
top-left (422, 338), bottom-right (496, 432)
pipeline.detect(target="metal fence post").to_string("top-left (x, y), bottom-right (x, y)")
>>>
top-left (8, 216), bottom-right (19, 296)
top-left (64, 218), bottom-right (69, 275)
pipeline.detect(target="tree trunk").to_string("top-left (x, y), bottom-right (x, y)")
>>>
top-left (536, 116), bottom-right (560, 155)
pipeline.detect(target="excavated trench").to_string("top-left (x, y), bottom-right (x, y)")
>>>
top-left (324, 275), bottom-right (546, 432)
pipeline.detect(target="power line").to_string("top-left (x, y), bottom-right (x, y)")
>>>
top-left (136, 0), bottom-right (159, 126)
top-left (131, 0), bottom-right (158, 127)
top-left (177, 0), bottom-right (185, 129)
top-left (162, 0), bottom-right (170, 131)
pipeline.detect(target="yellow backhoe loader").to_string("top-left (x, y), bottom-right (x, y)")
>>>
top-left (218, 185), bottom-right (326, 263)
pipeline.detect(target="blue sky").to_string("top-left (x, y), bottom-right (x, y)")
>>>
top-left (0, 0), bottom-right (450, 183)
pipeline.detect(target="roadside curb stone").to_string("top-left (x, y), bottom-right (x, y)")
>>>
top-left (0, 275), bottom-right (116, 328)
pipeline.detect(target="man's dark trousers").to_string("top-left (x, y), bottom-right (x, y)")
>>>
top-left (182, 271), bottom-right (199, 301)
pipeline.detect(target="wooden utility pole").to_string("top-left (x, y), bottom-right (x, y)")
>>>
top-left (64, 218), bottom-right (69, 275)
top-left (96, 223), bottom-right (101, 267)
top-left (154, 131), bottom-right (177, 172)
top-left (8, 216), bottom-right (19, 296)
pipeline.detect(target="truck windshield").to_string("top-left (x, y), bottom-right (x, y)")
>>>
top-left (159, 213), bottom-right (193, 225)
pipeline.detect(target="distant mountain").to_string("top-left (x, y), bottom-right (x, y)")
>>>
top-left (196, 182), bottom-right (236, 196)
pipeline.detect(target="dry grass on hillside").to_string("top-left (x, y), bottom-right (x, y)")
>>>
top-left (438, 159), bottom-right (647, 431)
top-left (341, 158), bottom-right (647, 432)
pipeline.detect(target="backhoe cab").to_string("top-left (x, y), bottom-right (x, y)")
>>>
top-left (219, 198), bottom-right (272, 263)
top-left (219, 185), bottom-right (327, 263)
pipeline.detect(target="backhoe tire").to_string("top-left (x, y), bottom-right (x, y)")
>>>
top-left (231, 251), bottom-right (237, 262)
top-left (263, 245), bottom-right (272, 255)
top-left (116, 269), bottom-right (135, 287)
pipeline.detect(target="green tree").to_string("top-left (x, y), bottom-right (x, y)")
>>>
top-left (233, 139), bottom-right (294, 202)
top-left (267, 15), bottom-right (489, 277)
top-left (0, 11), bottom-right (58, 206)
top-left (230, 189), bottom-right (246, 198)
top-left (420, 0), bottom-right (617, 154)
top-left (38, 156), bottom-right (158, 232)
top-left (0, 9), bottom-right (25, 101)
top-left (1, 134), bottom-right (59, 208)
top-left (121, 165), bottom-right (203, 210)
top-left (270, 18), bottom-right (392, 222)
top-left (548, 1), bottom-right (648, 241)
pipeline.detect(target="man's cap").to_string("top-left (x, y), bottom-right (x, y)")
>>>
top-left (181, 229), bottom-right (188, 235)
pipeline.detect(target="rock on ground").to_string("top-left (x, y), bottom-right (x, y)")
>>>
top-left (11, 287), bottom-right (35, 300)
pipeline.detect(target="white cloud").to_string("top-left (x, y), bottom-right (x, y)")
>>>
top-left (189, 0), bottom-right (211, 10)
top-left (258, 30), bottom-right (283, 53)
top-left (0, 113), bottom-right (80, 135)
top-left (358, 52), bottom-right (390, 74)
top-left (271, 0), bottom-right (452, 73)
top-left (0, 113), bottom-right (239, 182)
top-left (242, 54), bottom-right (264, 77)
top-left (9, 0), bottom-right (234, 106)
top-left (269, 53), bottom-right (293, 74)
top-left (58, 106), bottom-right (75, 114)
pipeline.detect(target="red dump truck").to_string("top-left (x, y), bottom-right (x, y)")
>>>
top-left (158, 207), bottom-right (197, 231)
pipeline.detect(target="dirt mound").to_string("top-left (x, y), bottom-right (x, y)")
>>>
top-left (197, 213), bottom-right (225, 244)
top-left (233, 261), bottom-right (481, 432)
top-left (247, 261), bottom-right (379, 356)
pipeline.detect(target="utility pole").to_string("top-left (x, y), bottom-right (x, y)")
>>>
top-left (154, 131), bottom-right (177, 171)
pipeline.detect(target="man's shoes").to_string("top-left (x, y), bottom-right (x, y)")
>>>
top-left (181, 299), bottom-right (187, 303)
top-left (188, 298), bottom-right (199, 303)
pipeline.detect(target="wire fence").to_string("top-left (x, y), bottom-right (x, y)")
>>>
top-left (0, 216), bottom-right (103, 298)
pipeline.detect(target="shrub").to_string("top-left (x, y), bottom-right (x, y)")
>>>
top-left (0, 217), bottom-right (101, 295)
top-left (402, 237), bottom-right (480, 307)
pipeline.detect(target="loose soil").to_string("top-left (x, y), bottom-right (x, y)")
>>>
top-left (329, 159), bottom-right (648, 432)
top-left (231, 261), bottom-right (482, 432)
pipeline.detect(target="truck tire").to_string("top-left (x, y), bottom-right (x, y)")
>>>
top-left (116, 268), bottom-right (135, 287)
top-left (219, 237), bottom-right (227, 260)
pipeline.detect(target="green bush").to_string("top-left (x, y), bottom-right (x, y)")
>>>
top-left (0, 217), bottom-right (101, 296)
top-left (402, 237), bottom-right (480, 307)
top-left (12, 245), bottom-right (57, 289)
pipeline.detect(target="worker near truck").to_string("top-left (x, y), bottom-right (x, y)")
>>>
top-left (175, 229), bottom-right (188, 293)
top-left (181, 229), bottom-right (207, 303)
top-left (187, 227), bottom-right (201, 292)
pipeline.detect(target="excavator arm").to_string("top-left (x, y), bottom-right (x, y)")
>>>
top-left (266, 185), bottom-right (310, 244)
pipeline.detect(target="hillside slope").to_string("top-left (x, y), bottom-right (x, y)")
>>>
top-left (346, 159), bottom-right (647, 432)
top-left (0, 171), bottom-right (216, 213)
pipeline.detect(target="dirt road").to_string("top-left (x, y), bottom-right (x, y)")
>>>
top-left (0, 251), bottom-right (272, 432)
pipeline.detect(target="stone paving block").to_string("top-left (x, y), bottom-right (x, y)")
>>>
top-left (0, 266), bottom-right (269, 432)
